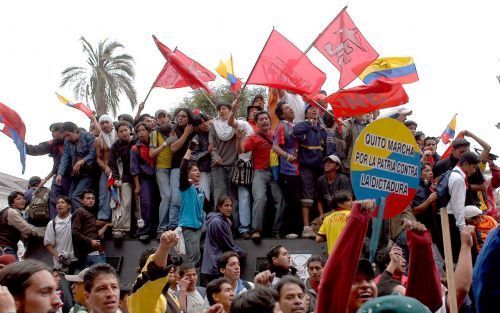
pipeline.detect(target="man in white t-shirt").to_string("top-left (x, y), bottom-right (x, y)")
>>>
top-left (178, 263), bottom-right (207, 313)
top-left (44, 195), bottom-right (75, 272)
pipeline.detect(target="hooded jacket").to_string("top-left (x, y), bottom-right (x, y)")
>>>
top-left (201, 212), bottom-right (246, 275)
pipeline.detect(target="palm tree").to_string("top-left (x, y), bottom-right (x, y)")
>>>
top-left (60, 36), bottom-right (137, 116)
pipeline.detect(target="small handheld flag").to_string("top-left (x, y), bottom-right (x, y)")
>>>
top-left (440, 114), bottom-right (457, 145)
top-left (216, 55), bottom-right (242, 92)
top-left (55, 92), bottom-right (94, 117)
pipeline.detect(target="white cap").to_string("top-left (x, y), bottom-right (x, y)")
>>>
top-left (324, 155), bottom-right (341, 164)
top-left (464, 205), bottom-right (482, 219)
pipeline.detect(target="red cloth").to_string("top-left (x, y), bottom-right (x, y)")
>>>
top-left (152, 35), bottom-right (215, 94)
top-left (247, 29), bottom-right (326, 96)
top-left (316, 202), bottom-right (371, 313)
top-left (324, 79), bottom-right (408, 118)
top-left (313, 8), bottom-right (378, 89)
top-left (406, 228), bottom-right (443, 312)
top-left (242, 133), bottom-right (272, 170)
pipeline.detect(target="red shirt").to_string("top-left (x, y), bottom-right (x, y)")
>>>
top-left (243, 132), bottom-right (272, 170)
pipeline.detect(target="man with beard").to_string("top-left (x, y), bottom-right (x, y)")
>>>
top-left (109, 121), bottom-right (140, 239)
top-left (0, 259), bottom-right (63, 313)
top-left (25, 122), bottom-right (67, 219)
top-left (149, 109), bottom-right (176, 238)
top-left (94, 115), bottom-right (117, 222)
top-left (83, 263), bottom-right (120, 313)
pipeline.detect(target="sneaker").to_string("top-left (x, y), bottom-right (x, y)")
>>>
top-left (250, 231), bottom-right (261, 242)
top-left (113, 232), bottom-right (126, 240)
top-left (240, 232), bottom-right (251, 240)
top-left (301, 226), bottom-right (315, 238)
top-left (272, 233), bottom-right (281, 239)
top-left (137, 219), bottom-right (145, 229)
top-left (138, 234), bottom-right (150, 242)
top-left (285, 233), bottom-right (299, 239)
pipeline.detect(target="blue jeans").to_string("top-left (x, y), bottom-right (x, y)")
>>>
top-left (238, 185), bottom-right (252, 233)
top-left (85, 254), bottom-right (106, 268)
top-left (251, 170), bottom-right (284, 233)
top-left (156, 168), bottom-right (171, 233)
top-left (97, 172), bottom-right (111, 220)
top-left (168, 168), bottom-right (180, 230)
top-left (68, 176), bottom-right (93, 211)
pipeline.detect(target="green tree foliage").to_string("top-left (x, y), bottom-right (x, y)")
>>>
top-left (60, 36), bottom-right (137, 116)
top-left (177, 83), bottom-right (267, 118)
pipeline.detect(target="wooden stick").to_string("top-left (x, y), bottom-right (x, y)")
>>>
top-left (200, 89), bottom-right (217, 111)
top-left (440, 207), bottom-right (458, 313)
top-left (142, 86), bottom-right (154, 104)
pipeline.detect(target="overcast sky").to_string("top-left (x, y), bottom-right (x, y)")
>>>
top-left (1, 0), bottom-right (499, 180)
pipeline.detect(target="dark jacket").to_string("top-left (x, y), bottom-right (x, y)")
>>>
top-left (71, 207), bottom-right (100, 261)
top-left (109, 139), bottom-right (134, 184)
top-left (201, 212), bottom-right (246, 275)
top-left (26, 139), bottom-right (65, 175)
top-left (293, 121), bottom-right (325, 169)
top-left (190, 132), bottom-right (211, 173)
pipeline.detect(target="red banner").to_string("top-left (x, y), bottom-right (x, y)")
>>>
top-left (247, 29), bottom-right (326, 96)
top-left (324, 79), bottom-right (408, 118)
top-left (152, 36), bottom-right (215, 94)
top-left (314, 8), bottom-right (378, 89)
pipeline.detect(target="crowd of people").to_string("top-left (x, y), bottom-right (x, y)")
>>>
top-left (0, 88), bottom-right (499, 313)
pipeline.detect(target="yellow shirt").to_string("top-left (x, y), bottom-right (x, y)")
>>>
top-left (318, 210), bottom-right (351, 254)
top-left (149, 130), bottom-right (173, 169)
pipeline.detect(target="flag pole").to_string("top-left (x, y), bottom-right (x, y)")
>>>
top-left (237, 28), bottom-right (275, 102)
top-left (200, 89), bottom-right (217, 111)
top-left (304, 5), bottom-right (348, 54)
top-left (142, 86), bottom-right (154, 104)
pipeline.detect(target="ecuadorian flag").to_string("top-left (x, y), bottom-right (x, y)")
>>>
top-left (440, 114), bottom-right (457, 144)
top-left (216, 55), bottom-right (242, 92)
top-left (359, 57), bottom-right (418, 85)
top-left (55, 92), bottom-right (94, 117)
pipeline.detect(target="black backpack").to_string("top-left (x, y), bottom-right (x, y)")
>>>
top-left (26, 187), bottom-right (50, 226)
top-left (435, 169), bottom-right (460, 209)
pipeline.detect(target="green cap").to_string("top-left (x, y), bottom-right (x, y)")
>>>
top-left (357, 296), bottom-right (432, 313)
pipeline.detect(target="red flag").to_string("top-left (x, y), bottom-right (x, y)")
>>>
top-left (0, 103), bottom-right (26, 173)
top-left (313, 8), bottom-right (378, 89)
top-left (247, 29), bottom-right (326, 96)
top-left (152, 36), bottom-right (215, 94)
top-left (324, 79), bottom-right (408, 118)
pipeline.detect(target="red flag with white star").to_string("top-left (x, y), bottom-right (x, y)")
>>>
top-left (313, 8), bottom-right (378, 89)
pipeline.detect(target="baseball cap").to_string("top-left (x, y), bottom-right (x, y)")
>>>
top-left (357, 295), bottom-right (432, 313)
top-left (155, 109), bottom-right (168, 118)
top-left (324, 155), bottom-right (341, 165)
top-left (464, 205), bottom-right (482, 219)
top-left (357, 258), bottom-right (375, 280)
top-left (64, 268), bottom-right (90, 283)
top-left (395, 107), bottom-right (412, 116)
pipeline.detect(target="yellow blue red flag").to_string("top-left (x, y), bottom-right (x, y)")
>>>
top-left (440, 114), bottom-right (457, 144)
top-left (359, 57), bottom-right (418, 85)
top-left (216, 55), bottom-right (242, 92)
